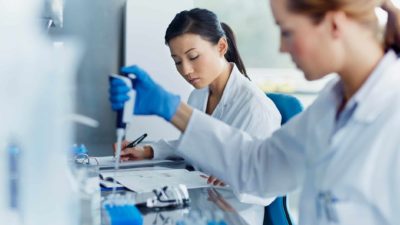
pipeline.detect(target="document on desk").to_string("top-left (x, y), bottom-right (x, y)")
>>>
top-left (89, 156), bottom-right (178, 169)
top-left (100, 168), bottom-right (211, 193)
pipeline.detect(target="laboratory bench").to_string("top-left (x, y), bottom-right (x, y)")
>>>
top-left (78, 161), bottom-right (264, 225)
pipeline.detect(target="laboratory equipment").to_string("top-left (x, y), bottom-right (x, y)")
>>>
top-left (0, 0), bottom-right (79, 224)
top-left (102, 185), bottom-right (191, 225)
top-left (109, 66), bottom-right (181, 121)
top-left (42, 0), bottom-right (64, 28)
top-left (72, 144), bottom-right (90, 165)
top-left (73, 165), bottom-right (101, 225)
top-left (108, 74), bottom-right (135, 194)
top-left (137, 184), bottom-right (190, 211)
top-left (7, 143), bottom-right (20, 211)
top-left (102, 193), bottom-right (143, 225)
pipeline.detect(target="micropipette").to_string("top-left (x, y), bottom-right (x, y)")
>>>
top-left (109, 74), bottom-right (136, 195)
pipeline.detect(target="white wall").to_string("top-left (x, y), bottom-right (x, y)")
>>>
top-left (124, 0), bottom-right (194, 141)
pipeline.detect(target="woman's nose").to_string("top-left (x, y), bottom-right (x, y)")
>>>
top-left (181, 61), bottom-right (194, 76)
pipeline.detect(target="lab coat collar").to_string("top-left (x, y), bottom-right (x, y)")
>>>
top-left (218, 63), bottom-right (244, 107)
top-left (350, 50), bottom-right (399, 123)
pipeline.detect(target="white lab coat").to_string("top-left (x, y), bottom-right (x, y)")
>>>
top-left (151, 64), bottom-right (281, 207)
top-left (177, 51), bottom-right (400, 225)
top-left (151, 64), bottom-right (281, 159)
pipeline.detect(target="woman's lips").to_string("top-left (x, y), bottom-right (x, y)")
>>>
top-left (189, 78), bottom-right (200, 84)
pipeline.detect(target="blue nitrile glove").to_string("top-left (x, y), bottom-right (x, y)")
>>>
top-left (109, 65), bottom-right (181, 121)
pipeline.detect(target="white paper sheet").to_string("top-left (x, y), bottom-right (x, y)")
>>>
top-left (100, 168), bottom-right (210, 193)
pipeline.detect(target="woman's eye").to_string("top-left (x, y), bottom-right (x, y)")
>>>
top-left (174, 61), bottom-right (182, 65)
top-left (190, 55), bottom-right (199, 61)
top-left (281, 30), bottom-right (292, 38)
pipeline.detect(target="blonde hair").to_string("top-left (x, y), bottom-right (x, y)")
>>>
top-left (288, 0), bottom-right (383, 23)
top-left (287, 0), bottom-right (392, 47)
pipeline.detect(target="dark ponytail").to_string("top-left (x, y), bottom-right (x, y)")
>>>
top-left (165, 8), bottom-right (249, 78)
top-left (220, 22), bottom-right (247, 77)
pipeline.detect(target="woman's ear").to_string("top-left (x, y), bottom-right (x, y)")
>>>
top-left (217, 37), bottom-right (229, 56)
top-left (329, 11), bottom-right (347, 39)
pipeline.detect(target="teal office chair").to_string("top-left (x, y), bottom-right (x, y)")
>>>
top-left (263, 93), bottom-right (303, 225)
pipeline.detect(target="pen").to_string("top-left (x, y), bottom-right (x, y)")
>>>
top-left (126, 133), bottom-right (148, 148)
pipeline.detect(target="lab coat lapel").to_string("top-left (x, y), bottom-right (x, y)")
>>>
top-left (212, 64), bottom-right (239, 119)
top-left (353, 55), bottom-right (400, 123)
top-left (307, 79), bottom-right (341, 165)
top-left (315, 51), bottom-right (400, 188)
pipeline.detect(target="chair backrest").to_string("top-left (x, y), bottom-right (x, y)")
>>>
top-left (263, 93), bottom-right (303, 225)
top-left (266, 93), bottom-right (303, 125)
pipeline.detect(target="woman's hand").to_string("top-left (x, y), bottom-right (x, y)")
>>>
top-left (109, 65), bottom-right (193, 131)
top-left (207, 189), bottom-right (234, 212)
top-left (113, 140), bottom-right (154, 161)
top-left (109, 65), bottom-right (181, 121)
top-left (201, 174), bottom-right (226, 187)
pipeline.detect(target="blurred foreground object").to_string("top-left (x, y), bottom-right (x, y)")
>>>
top-left (0, 0), bottom-right (79, 225)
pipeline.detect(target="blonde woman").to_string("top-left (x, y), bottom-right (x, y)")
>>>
top-left (110, 0), bottom-right (400, 224)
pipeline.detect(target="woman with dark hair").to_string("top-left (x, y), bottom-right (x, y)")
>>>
top-left (114, 8), bottom-right (281, 207)
top-left (111, 1), bottom-right (400, 224)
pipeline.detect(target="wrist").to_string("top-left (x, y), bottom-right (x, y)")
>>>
top-left (170, 102), bottom-right (193, 132)
top-left (144, 145), bottom-right (154, 159)
top-left (163, 93), bottom-right (181, 121)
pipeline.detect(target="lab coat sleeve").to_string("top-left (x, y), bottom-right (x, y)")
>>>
top-left (379, 144), bottom-right (400, 224)
top-left (151, 139), bottom-right (181, 160)
top-left (236, 98), bottom-right (281, 139)
top-left (226, 108), bottom-right (279, 205)
top-left (177, 109), bottom-right (307, 198)
top-left (389, 147), bottom-right (400, 223)
top-left (223, 98), bottom-right (281, 205)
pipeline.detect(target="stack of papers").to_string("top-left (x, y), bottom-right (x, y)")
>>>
top-left (100, 168), bottom-right (210, 193)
